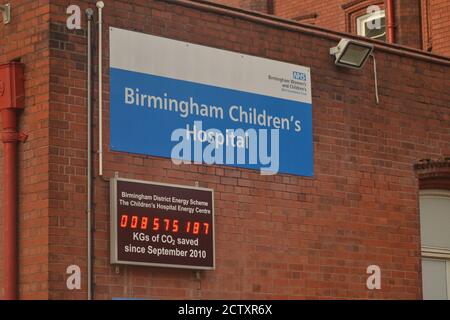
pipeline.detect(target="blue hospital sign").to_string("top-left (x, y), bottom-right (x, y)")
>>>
top-left (109, 27), bottom-right (313, 176)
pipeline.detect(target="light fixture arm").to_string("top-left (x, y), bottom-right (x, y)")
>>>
top-left (330, 38), bottom-right (379, 104)
top-left (329, 46), bottom-right (339, 56)
top-left (371, 54), bottom-right (380, 105)
top-left (0, 3), bottom-right (11, 24)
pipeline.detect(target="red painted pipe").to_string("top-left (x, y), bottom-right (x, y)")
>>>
top-left (386, 0), bottom-right (395, 43)
top-left (0, 62), bottom-right (26, 300)
top-left (2, 111), bottom-right (18, 300)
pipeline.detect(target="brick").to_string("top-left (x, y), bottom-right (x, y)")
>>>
top-left (218, 0), bottom-right (450, 56)
top-left (1, 0), bottom-right (449, 301)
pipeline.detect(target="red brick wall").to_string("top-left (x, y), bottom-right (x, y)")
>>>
top-left (41, 0), bottom-right (450, 300)
top-left (273, 0), bottom-right (423, 49)
top-left (214, 0), bottom-right (273, 13)
top-left (218, 0), bottom-right (450, 56)
top-left (274, 0), bottom-right (347, 31)
top-left (1, 0), bottom-right (450, 300)
top-left (395, 0), bottom-right (422, 49)
top-left (423, 0), bottom-right (450, 56)
top-left (272, 0), bottom-right (449, 54)
top-left (0, 0), bottom-right (50, 299)
top-left (47, 20), bottom-right (90, 299)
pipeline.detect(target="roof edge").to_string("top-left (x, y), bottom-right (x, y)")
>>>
top-left (165, 0), bottom-right (450, 66)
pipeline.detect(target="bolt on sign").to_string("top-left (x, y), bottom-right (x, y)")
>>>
top-left (110, 177), bottom-right (215, 270)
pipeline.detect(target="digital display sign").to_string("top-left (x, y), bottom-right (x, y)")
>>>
top-left (110, 177), bottom-right (215, 270)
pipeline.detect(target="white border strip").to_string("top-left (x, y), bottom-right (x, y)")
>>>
top-left (110, 27), bottom-right (312, 104)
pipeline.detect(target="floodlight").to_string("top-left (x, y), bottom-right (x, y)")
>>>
top-left (330, 38), bottom-right (374, 69)
top-left (329, 38), bottom-right (379, 104)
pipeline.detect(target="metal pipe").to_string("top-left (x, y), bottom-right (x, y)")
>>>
top-left (96, 1), bottom-right (104, 177)
top-left (423, 0), bottom-right (432, 51)
top-left (85, 7), bottom-right (94, 301)
top-left (3, 115), bottom-right (18, 300)
top-left (371, 55), bottom-right (380, 105)
top-left (386, 0), bottom-right (395, 43)
top-left (0, 62), bottom-right (26, 300)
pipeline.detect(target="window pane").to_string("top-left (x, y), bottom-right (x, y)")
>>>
top-left (357, 12), bottom-right (386, 42)
top-left (422, 259), bottom-right (447, 300)
top-left (365, 17), bottom-right (386, 39)
top-left (420, 193), bottom-right (450, 249)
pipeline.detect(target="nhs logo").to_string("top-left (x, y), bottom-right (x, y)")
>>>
top-left (293, 71), bottom-right (307, 81)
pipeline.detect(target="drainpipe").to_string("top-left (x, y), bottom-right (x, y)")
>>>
top-left (86, 7), bottom-right (94, 301)
top-left (96, 1), bottom-right (104, 177)
top-left (386, 0), bottom-right (395, 43)
top-left (0, 62), bottom-right (26, 300)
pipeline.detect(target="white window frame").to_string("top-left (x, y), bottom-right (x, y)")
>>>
top-left (420, 189), bottom-right (450, 300)
top-left (422, 258), bottom-right (450, 300)
top-left (356, 10), bottom-right (386, 39)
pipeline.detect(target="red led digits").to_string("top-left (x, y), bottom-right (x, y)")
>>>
top-left (153, 217), bottom-right (160, 231)
top-left (119, 214), bottom-right (209, 235)
top-left (164, 219), bottom-right (170, 231)
top-left (120, 215), bottom-right (128, 228)
top-left (173, 220), bottom-right (179, 233)
top-left (131, 216), bottom-right (138, 229)
top-left (141, 217), bottom-right (148, 230)
top-left (193, 222), bottom-right (200, 235)
top-left (186, 221), bottom-right (207, 235)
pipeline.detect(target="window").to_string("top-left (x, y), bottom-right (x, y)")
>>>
top-left (422, 259), bottom-right (450, 300)
top-left (420, 190), bottom-right (450, 300)
top-left (356, 10), bottom-right (386, 41)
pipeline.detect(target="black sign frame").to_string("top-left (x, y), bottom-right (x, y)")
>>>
top-left (110, 176), bottom-right (215, 270)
